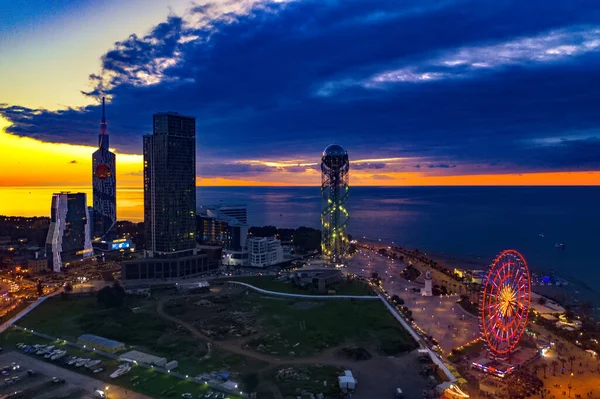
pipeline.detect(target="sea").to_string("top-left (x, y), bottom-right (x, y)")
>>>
top-left (198, 186), bottom-right (600, 307)
top-left (2, 185), bottom-right (600, 306)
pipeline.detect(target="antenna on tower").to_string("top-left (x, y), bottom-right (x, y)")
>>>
top-left (99, 97), bottom-right (108, 149)
top-left (101, 97), bottom-right (106, 124)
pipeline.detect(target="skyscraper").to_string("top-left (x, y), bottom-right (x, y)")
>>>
top-left (46, 192), bottom-right (93, 272)
top-left (321, 144), bottom-right (350, 265)
top-left (92, 97), bottom-right (116, 239)
top-left (144, 112), bottom-right (197, 255)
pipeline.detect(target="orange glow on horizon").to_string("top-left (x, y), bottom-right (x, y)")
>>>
top-left (2, 115), bottom-right (600, 221)
top-left (0, 117), bottom-right (142, 187)
top-left (353, 171), bottom-right (600, 186)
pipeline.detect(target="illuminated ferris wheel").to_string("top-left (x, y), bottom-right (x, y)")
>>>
top-left (480, 250), bottom-right (531, 358)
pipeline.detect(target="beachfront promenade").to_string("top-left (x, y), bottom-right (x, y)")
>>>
top-left (345, 248), bottom-right (480, 354)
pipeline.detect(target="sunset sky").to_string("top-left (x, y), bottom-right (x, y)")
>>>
top-left (2, 0), bottom-right (600, 216)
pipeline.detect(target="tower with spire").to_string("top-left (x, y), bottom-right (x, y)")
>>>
top-left (92, 97), bottom-right (117, 239)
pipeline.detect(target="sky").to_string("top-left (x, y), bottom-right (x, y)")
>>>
top-left (1, 0), bottom-right (600, 193)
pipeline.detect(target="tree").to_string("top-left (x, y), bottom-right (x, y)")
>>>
top-left (64, 282), bottom-right (73, 293)
top-left (36, 280), bottom-right (43, 297)
top-left (568, 355), bottom-right (576, 371)
top-left (551, 360), bottom-right (558, 376)
top-left (538, 296), bottom-right (547, 306)
top-left (542, 363), bottom-right (547, 379)
top-left (60, 282), bottom-right (74, 300)
top-left (241, 372), bottom-right (259, 393)
top-left (532, 364), bottom-right (541, 376)
top-left (97, 283), bottom-right (126, 308)
top-left (113, 281), bottom-right (125, 300)
top-left (564, 306), bottom-right (575, 321)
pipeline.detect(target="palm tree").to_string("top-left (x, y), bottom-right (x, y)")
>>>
top-left (471, 283), bottom-right (480, 303)
top-left (542, 363), bottom-right (548, 379)
top-left (561, 358), bottom-right (567, 373)
top-left (569, 355), bottom-right (576, 371)
top-left (532, 364), bottom-right (541, 376)
top-left (551, 360), bottom-right (558, 376)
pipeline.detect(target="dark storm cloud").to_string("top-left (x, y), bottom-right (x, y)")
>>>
top-left (198, 162), bottom-right (274, 177)
top-left (2, 0), bottom-right (600, 173)
top-left (353, 163), bottom-right (387, 170)
top-left (428, 164), bottom-right (456, 169)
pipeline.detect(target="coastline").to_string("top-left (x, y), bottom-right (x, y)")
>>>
top-left (396, 244), bottom-right (600, 316)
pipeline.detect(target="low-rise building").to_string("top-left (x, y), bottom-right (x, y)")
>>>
top-left (121, 250), bottom-right (215, 281)
top-left (92, 237), bottom-right (136, 253)
top-left (78, 334), bottom-right (125, 353)
top-left (121, 350), bottom-right (167, 367)
top-left (27, 257), bottom-right (48, 274)
top-left (222, 249), bottom-right (248, 267)
top-left (248, 237), bottom-right (283, 268)
top-left (293, 268), bottom-right (343, 292)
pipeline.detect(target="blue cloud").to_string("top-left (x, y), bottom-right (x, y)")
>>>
top-left (2, 0), bottom-right (600, 176)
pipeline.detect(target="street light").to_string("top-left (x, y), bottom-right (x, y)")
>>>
top-left (569, 372), bottom-right (573, 397)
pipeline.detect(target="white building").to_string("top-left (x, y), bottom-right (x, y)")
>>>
top-left (421, 270), bottom-right (433, 296)
top-left (45, 192), bottom-right (93, 272)
top-left (248, 237), bottom-right (283, 268)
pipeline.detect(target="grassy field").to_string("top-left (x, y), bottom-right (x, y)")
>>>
top-left (15, 295), bottom-right (267, 377)
top-left (0, 329), bottom-right (243, 399)
top-left (166, 291), bottom-right (418, 358)
top-left (18, 296), bottom-right (205, 358)
top-left (269, 364), bottom-right (343, 398)
top-left (227, 275), bottom-right (375, 296)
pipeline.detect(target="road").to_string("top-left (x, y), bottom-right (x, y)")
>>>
top-left (0, 287), bottom-right (66, 335)
top-left (346, 248), bottom-right (479, 354)
top-left (0, 351), bottom-right (151, 399)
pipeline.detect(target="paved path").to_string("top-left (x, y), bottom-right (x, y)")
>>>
top-left (0, 287), bottom-right (65, 334)
top-left (227, 281), bottom-right (380, 300)
top-left (156, 295), bottom-right (431, 399)
top-left (0, 351), bottom-right (151, 399)
top-left (157, 296), bottom-right (351, 366)
top-left (346, 249), bottom-right (479, 354)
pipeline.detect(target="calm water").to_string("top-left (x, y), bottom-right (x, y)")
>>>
top-left (3, 185), bottom-right (599, 294)
top-left (198, 186), bottom-right (600, 292)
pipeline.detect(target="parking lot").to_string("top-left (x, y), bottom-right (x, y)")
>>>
top-left (0, 352), bottom-right (151, 399)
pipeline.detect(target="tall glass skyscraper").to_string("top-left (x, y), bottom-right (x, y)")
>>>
top-left (92, 97), bottom-right (116, 239)
top-left (320, 144), bottom-right (350, 265)
top-left (144, 113), bottom-right (197, 255)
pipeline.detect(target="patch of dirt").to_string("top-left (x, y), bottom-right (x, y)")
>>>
top-left (337, 346), bottom-right (372, 361)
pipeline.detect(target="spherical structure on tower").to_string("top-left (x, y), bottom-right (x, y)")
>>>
top-left (321, 144), bottom-right (350, 265)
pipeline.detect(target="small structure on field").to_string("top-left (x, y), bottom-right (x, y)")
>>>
top-left (78, 334), bottom-right (125, 353)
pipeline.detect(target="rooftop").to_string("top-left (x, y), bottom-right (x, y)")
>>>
top-left (154, 112), bottom-right (195, 119)
top-left (78, 334), bottom-right (125, 350)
